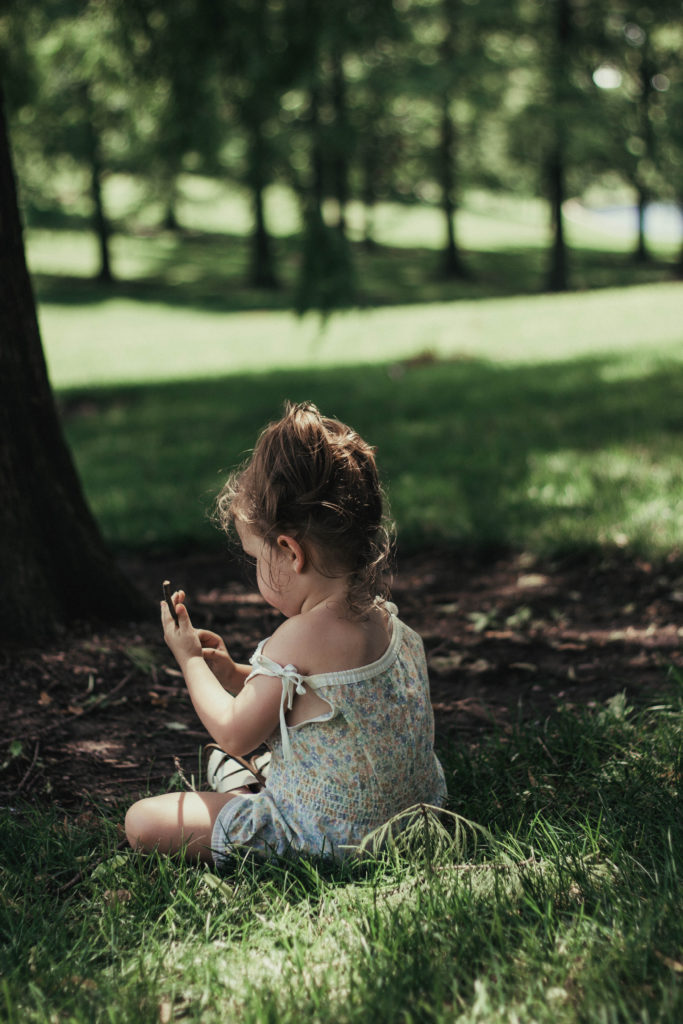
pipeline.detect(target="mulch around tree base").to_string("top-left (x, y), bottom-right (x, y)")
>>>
top-left (1, 548), bottom-right (681, 812)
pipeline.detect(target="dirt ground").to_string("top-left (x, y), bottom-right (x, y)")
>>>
top-left (1, 548), bottom-right (682, 812)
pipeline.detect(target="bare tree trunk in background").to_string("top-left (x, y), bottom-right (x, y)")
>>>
top-left (308, 80), bottom-right (325, 223)
top-left (632, 49), bottom-right (656, 264)
top-left (0, 87), bottom-right (146, 646)
top-left (546, 143), bottom-right (568, 292)
top-left (82, 83), bottom-right (113, 283)
top-left (247, 120), bottom-right (278, 288)
top-left (439, 0), bottom-right (468, 279)
top-left (439, 93), bottom-right (468, 279)
top-left (330, 44), bottom-right (349, 236)
top-left (545, 0), bottom-right (571, 293)
top-left (634, 187), bottom-right (649, 262)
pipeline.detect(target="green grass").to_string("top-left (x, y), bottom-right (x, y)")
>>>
top-left (28, 181), bottom-right (678, 371)
top-left (57, 329), bottom-right (683, 555)
top-left (3, 680), bottom-right (683, 1022)
top-left (28, 185), bottom-right (683, 561)
top-left (36, 282), bottom-right (683, 390)
top-left (8, 183), bottom-right (683, 1021)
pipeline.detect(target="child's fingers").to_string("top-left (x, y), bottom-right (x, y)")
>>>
top-left (197, 629), bottom-right (225, 650)
top-left (197, 628), bottom-right (219, 642)
top-left (160, 598), bottom-right (190, 630)
top-left (160, 601), bottom-right (178, 633)
top-left (175, 601), bottom-right (191, 625)
top-left (202, 647), bottom-right (227, 661)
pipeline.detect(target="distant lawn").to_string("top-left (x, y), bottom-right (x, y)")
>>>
top-left (25, 178), bottom-right (682, 559)
top-left (57, 317), bottom-right (683, 556)
top-left (40, 283), bottom-right (683, 390)
top-left (28, 179), bottom-right (677, 323)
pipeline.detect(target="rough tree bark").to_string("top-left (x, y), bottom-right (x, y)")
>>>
top-left (0, 87), bottom-right (146, 645)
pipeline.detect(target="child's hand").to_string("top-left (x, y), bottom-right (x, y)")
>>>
top-left (197, 629), bottom-right (243, 694)
top-left (161, 589), bottom-right (202, 669)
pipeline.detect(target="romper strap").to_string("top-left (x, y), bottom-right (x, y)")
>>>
top-left (245, 641), bottom-right (307, 761)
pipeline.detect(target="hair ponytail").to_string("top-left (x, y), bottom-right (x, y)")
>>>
top-left (215, 402), bottom-right (394, 614)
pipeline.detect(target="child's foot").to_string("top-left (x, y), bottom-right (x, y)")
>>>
top-left (206, 748), bottom-right (270, 792)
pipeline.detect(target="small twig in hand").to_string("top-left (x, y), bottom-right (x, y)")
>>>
top-left (163, 580), bottom-right (179, 626)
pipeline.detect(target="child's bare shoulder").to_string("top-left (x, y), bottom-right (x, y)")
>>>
top-left (264, 604), bottom-right (390, 677)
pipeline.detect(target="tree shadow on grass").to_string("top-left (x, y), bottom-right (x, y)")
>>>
top-left (7, 356), bottom-right (683, 818)
top-left (58, 351), bottom-right (683, 557)
top-left (32, 225), bottom-right (677, 313)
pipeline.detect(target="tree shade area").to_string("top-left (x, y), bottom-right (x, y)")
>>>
top-left (0, 83), bottom-right (146, 643)
top-left (1, 0), bottom-right (681, 309)
top-left (3, 11), bottom-right (683, 1021)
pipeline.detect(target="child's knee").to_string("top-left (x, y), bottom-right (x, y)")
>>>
top-left (125, 797), bottom-right (156, 851)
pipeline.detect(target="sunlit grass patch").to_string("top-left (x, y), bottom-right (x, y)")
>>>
top-left (37, 282), bottom-right (683, 392)
top-left (524, 445), bottom-right (683, 552)
top-left (56, 344), bottom-right (683, 556)
top-left (3, 684), bottom-right (683, 1022)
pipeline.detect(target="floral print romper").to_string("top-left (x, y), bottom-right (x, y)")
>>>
top-left (211, 603), bottom-right (447, 865)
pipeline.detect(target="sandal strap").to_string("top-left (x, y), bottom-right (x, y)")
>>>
top-left (206, 745), bottom-right (271, 790)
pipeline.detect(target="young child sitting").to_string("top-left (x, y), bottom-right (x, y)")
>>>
top-left (125, 401), bottom-right (446, 865)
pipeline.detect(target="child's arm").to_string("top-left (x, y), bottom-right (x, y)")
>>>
top-left (196, 628), bottom-right (251, 695)
top-left (162, 593), bottom-right (282, 754)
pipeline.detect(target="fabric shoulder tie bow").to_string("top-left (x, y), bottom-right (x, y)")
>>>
top-left (247, 645), bottom-right (307, 761)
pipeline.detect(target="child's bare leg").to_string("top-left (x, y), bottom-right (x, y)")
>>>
top-left (125, 791), bottom-right (245, 863)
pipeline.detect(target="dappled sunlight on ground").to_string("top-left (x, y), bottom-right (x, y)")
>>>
top-left (1, 548), bottom-right (681, 809)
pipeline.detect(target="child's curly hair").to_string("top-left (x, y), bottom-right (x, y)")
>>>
top-left (215, 402), bottom-right (395, 615)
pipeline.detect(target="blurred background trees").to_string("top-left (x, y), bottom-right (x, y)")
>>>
top-left (1, 0), bottom-right (680, 301)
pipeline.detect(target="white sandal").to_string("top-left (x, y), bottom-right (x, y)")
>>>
top-left (206, 747), bottom-right (271, 792)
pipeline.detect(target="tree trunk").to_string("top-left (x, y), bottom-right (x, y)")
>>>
top-left (0, 88), bottom-right (146, 645)
top-left (546, 144), bottom-right (568, 292)
top-left (439, 0), bottom-right (468, 280)
top-left (634, 188), bottom-right (649, 263)
top-left (250, 180), bottom-right (278, 288)
top-left (82, 84), bottom-right (113, 283)
top-left (439, 95), bottom-right (468, 279)
top-left (330, 45), bottom-right (349, 236)
top-left (308, 81), bottom-right (325, 223)
top-left (633, 49), bottom-right (655, 264)
top-left (247, 122), bottom-right (278, 289)
top-left (545, 0), bottom-right (571, 293)
top-left (163, 182), bottom-right (180, 231)
top-left (360, 142), bottom-right (378, 249)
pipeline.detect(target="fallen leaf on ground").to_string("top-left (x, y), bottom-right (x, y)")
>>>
top-left (103, 889), bottom-right (132, 905)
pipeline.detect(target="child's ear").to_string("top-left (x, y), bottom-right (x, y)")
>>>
top-left (276, 534), bottom-right (306, 573)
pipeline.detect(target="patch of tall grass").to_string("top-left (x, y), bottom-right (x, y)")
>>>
top-left (2, 678), bottom-right (683, 1022)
